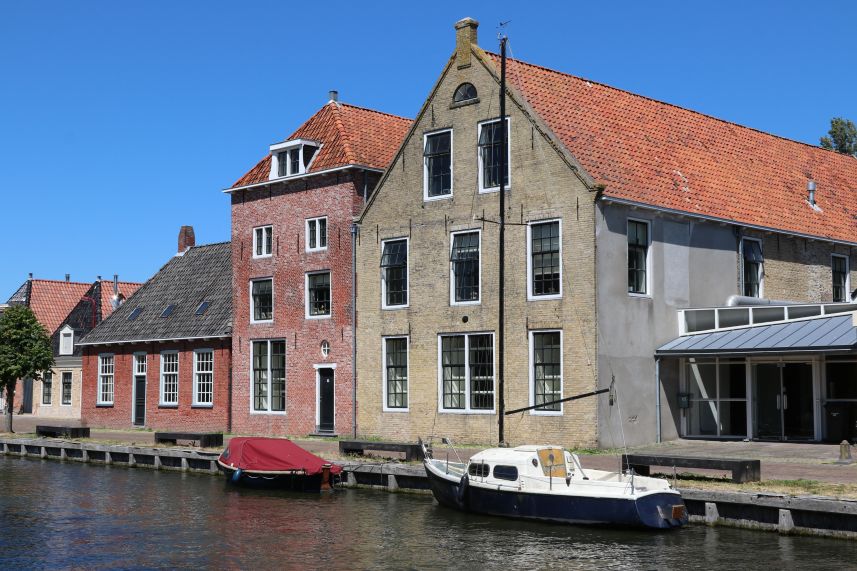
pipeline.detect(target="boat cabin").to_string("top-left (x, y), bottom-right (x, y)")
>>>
top-left (465, 445), bottom-right (573, 488)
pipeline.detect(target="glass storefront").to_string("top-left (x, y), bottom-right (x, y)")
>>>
top-left (684, 358), bottom-right (747, 438)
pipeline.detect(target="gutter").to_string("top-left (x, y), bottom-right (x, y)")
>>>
top-left (223, 164), bottom-right (384, 194)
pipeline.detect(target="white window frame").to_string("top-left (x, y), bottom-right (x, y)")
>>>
top-left (627, 217), bottom-right (652, 298)
top-left (59, 325), bottom-right (74, 356)
top-left (305, 270), bottom-right (332, 319)
top-left (252, 225), bottom-right (273, 258)
top-left (249, 277), bottom-right (274, 324)
top-left (193, 349), bottom-right (214, 407)
top-left (250, 339), bottom-right (287, 415)
top-left (42, 371), bottom-right (52, 406)
top-left (423, 128), bottom-right (454, 201)
top-left (159, 351), bottom-right (179, 406)
top-left (477, 117), bottom-right (511, 194)
top-left (740, 237), bottom-right (764, 298)
top-left (305, 216), bottom-right (328, 253)
top-left (268, 139), bottom-right (320, 180)
top-left (450, 229), bottom-right (482, 306)
top-left (97, 354), bottom-right (114, 406)
top-left (436, 332), bottom-right (497, 414)
top-left (832, 253), bottom-right (851, 303)
top-left (528, 329), bottom-right (564, 416)
top-left (381, 237), bottom-right (409, 310)
top-left (382, 336), bottom-right (410, 412)
top-left (61, 371), bottom-right (73, 407)
top-left (526, 219), bottom-right (563, 301)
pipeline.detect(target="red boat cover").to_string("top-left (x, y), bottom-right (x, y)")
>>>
top-left (218, 437), bottom-right (342, 476)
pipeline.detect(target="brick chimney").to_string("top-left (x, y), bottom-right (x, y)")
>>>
top-left (455, 17), bottom-right (479, 69)
top-left (178, 225), bottom-right (195, 255)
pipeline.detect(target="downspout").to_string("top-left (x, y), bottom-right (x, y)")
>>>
top-left (655, 357), bottom-right (662, 443)
top-left (351, 222), bottom-right (359, 438)
top-left (226, 338), bottom-right (233, 434)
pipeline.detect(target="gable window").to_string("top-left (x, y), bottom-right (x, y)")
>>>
top-left (451, 231), bottom-right (480, 304)
top-left (833, 254), bottom-right (850, 303)
top-left (252, 340), bottom-right (286, 413)
top-left (270, 140), bottom-right (319, 179)
top-left (306, 271), bottom-right (331, 318)
top-left (628, 219), bottom-right (650, 295)
top-left (741, 238), bottom-right (764, 298)
top-left (251, 278), bottom-right (273, 323)
top-left (383, 337), bottom-right (409, 410)
top-left (439, 333), bottom-right (495, 412)
top-left (42, 372), bottom-right (52, 405)
top-left (528, 220), bottom-right (562, 299)
top-left (193, 350), bottom-right (214, 406)
top-left (98, 355), bottom-right (114, 405)
top-left (530, 331), bottom-right (563, 414)
top-left (253, 225), bottom-right (273, 258)
top-left (59, 326), bottom-right (74, 355)
top-left (160, 352), bottom-right (179, 406)
top-left (61, 372), bottom-right (72, 406)
top-left (477, 118), bottom-right (510, 193)
top-left (424, 130), bottom-right (452, 199)
top-left (453, 82), bottom-right (477, 103)
top-left (381, 238), bottom-right (408, 308)
top-left (306, 217), bottom-right (328, 252)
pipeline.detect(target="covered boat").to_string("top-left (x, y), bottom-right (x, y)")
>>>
top-left (423, 442), bottom-right (687, 529)
top-left (217, 437), bottom-right (342, 492)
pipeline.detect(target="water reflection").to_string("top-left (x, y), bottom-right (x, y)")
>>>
top-left (1, 457), bottom-right (856, 569)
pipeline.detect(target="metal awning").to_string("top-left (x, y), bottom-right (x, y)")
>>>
top-left (656, 313), bottom-right (857, 356)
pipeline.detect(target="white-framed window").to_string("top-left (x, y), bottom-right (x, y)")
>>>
top-left (438, 332), bottom-right (495, 413)
top-left (250, 278), bottom-right (273, 323)
top-left (423, 129), bottom-right (453, 200)
top-left (832, 254), bottom-right (850, 303)
top-left (450, 230), bottom-right (481, 305)
top-left (160, 351), bottom-right (179, 406)
top-left (477, 117), bottom-right (510, 193)
top-left (529, 330), bottom-right (563, 415)
top-left (381, 238), bottom-right (408, 308)
top-left (97, 354), bottom-right (114, 405)
top-left (253, 225), bottom-right (273, 258)
top-left (306, 216), bottom-right (328, 252)
top-left (306, 271), bottom-right (331, 318)
top-left (627, 218), bottom-right (651, 296)
top-left (527, 219), bottom-right (562, 300)
top-left (193, 349), bottom-right (214, 406)
top-left (269, 140), bottom-right (319, 180)
top-left (252, 340), bottom-right (286, 413)
top-left (741, 237), bottom-right (764, 298)
top-left (383, 336), bottom-right (409, 411)
top-left (61, 372), bottom-right (72, 406)
top-left (59, 325), bottom-right (74, 355)
top-left (42, 371), bottom-right (52, 405)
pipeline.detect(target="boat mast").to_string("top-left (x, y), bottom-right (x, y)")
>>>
top-left (498, 34), bottom-right (508, 446)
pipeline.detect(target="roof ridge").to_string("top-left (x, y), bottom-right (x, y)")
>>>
top-left (187, 240), bottom-right (231, 249)
top-left (487, 51), bottom-right (856, 162)
top-left (31, 278), bottom-right (94, 286)
top-left (328, 101), bottom-right (358, 165)
top-left (337, 102), bottom-right (412, 123)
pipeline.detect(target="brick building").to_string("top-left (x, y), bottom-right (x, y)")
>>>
top-left (227, 95), bottom-right (410, 437)
top-left (3, 275), bottom-right (141, 420)
top-left (79, 233), bottom-right (232, 432)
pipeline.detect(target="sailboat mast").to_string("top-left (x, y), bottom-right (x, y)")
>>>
top-left (498, 35), bottom-right (507, 446)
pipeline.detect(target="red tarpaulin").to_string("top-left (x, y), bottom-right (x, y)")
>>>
top-left (218, 437), bottom-right (342, 475)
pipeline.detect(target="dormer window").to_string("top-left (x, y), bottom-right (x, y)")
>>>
top-left (269, 139), bottom-right (320, 180)
top-left (59, 325), bottom-right (74, 356)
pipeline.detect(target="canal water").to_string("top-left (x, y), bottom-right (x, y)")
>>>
top-left (2, 457), bottom-right (857, 570)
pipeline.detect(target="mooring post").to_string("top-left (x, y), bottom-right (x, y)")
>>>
top-left (778, 509), bottom-right (795, 534)
top-left (387, 474), bottom-right (399, 492)
top-left (40, 446), bottom-right (47, 459)
top-left (181, 457), bottom-right (188, 472)
top-left (105, 451), bottom-right (112, 465)
top-left (836, 440), bottom-right (853, 465)
top-left (347, 471), bottom-right (357, 487)
top-left (704, 502), bottom-right (719, 525)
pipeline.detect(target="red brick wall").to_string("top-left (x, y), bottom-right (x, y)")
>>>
top-left (81, 339), bottom-right (231, 431)
top-left (230, 170), bottom-right (374, 436)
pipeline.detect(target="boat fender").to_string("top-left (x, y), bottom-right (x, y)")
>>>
top-left (231, 469), bottom-right (243, 483)
top-left (457, 474), bottom-right (469, 508)
top-left (566, 476), bottom-right (571, 487)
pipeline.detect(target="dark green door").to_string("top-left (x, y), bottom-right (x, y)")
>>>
top-left (754, 364), bottom-right (782, 439)
top-left (134, 375), bottom-right (146, 426)
top-left (318, 368), bottom-right (335, 433)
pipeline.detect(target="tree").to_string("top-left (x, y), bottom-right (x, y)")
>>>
top-left (820, 117), bottom-right (857, 157)
top-left (0, 305), bottom-right (53, 433)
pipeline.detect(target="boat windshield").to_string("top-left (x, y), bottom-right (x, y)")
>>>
top-left (536, 447), bottom-right (567, 478)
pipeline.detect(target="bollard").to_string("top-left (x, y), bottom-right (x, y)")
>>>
top-left (778, 509), bottom-right (795, 534)
top-left (836, 440), bottom-right (853, 465)
top-left (387, 474), bottom-right (399, 492)
top-left (347, 471), bottom-right (357, 487)
top-left (704, 502), bottom-right (719, 525)
top-left (321, 464), bottom-right (332, 491)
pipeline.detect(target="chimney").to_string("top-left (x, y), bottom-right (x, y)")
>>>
top-left (455, 17), bottom-right (479, 69)
top-left (178, 225), bottom-right (195, 254)
top-left (28, 273), bottom-right (33, 280)
top-left (65, 274), bottom-right (70, 282)
top-left (807, 180), bottom-right (817, 206)
top-left (112, 274), bottom-right (120, 309)
top-left (329, 90), bottom-right (339, 103)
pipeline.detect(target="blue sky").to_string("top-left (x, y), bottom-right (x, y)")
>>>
top-left (1, 1), bottom-right (855, 297)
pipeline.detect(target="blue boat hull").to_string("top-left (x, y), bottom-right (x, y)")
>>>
top-left (425, 466), bottom-right (686, 529)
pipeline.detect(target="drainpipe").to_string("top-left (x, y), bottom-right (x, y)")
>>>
top-left (655, 357), bottom-right (662, 444)
top-left (351, 222), bottom-right (358, 438)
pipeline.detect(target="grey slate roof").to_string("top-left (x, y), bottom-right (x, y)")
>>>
top-left (79, 242), bottom-right (232, 345)
top-left (656, 313), bottom-right (857, 356)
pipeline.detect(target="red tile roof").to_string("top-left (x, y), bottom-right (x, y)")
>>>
top-left (99, 280), bottom-right (143, 318)
top-left (485, 52), bottom-right (857, 243)
top-left (28, 280), bottom-right (93, 334)
top-left (232, 102), bottom-right (412, 189)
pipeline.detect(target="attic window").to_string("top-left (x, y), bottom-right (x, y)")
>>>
top-left (269, 139), bottom-right (320, 180)
top-left (195, 301), bottom-right (210, 315)
top-left (127, 307), bottom-right (143, 321)
top-left (160, 304), bottom-right (176, 318)
top-left (453, 83), bottom-right (477, 103)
